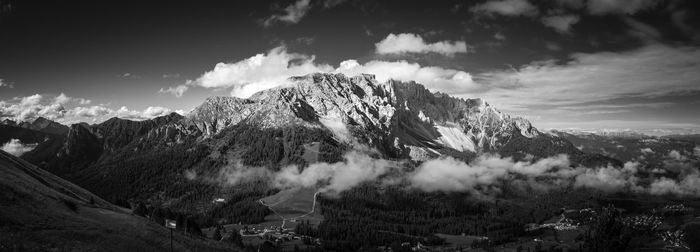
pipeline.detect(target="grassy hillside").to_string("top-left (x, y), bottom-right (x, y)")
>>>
top-left (0, 149), bottom-right (240, 252)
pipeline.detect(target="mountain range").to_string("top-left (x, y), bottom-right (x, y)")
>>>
top-left (4, 73), bottom-right (621, 209)
top-left (3, 73), bottom-right (700, 251)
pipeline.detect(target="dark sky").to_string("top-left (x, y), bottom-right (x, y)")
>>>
top-left (1, 0), bottom-right (699, 135)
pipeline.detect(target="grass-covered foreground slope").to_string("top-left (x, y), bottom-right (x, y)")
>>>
top-left (0, 149), bottom-right (239, 252)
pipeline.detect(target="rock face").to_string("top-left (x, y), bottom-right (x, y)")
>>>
top-left (1, 117), bottom-right (70, 135)
top-left (19, 72), bottom-right (618, 220)
top-left (181, 73), bottom-right (546, 160)
top-left (32, 72), bottom-right (609, 172)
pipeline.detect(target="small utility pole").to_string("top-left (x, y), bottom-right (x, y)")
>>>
top-left (165, 219), bottom-right (177, 252)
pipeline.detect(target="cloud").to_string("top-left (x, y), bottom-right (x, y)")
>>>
top-left (0, 94), bottom-right (67, 121)
top-left (471, 0), bottom-right (539, 17)
top-left (336, 59), bottom-right (479, 95)
top-left (162, 73), bottom-right (181, 79)
top-left (323, 0), bottom-right (348, 8)
top-left (408, 153), bottom-right (700, 197)
top-left (142, 106), bottom-right (172, 118)
top-left (649, 173), bottom-right (700, 196)
top-left (192, 46), bottom-right (481, 97)
top-left (196, 143), bottom-right (700, 198)
top-left (587, 0), bottom-right (661, 15)
top-left (573, 162), bottom-right (641, 193)
top-left (409, 154), bottom-right (572, 196)
top-left (216, 161), bottom-right (271, 186)
top-left (477, 44), bottom-right (700, 113)
top-left (263, 0), bottom-right (313, 27)
top-left (319, 115), bottom-right (353, 143)
top-left (541, 14), bottom-right (580, 34)
top-left (0, 78), bottom-right (13, 88)
top-left (118, 73), bottom-right (140, 79)
top-left (624, 17), bottom-right (661, 41)
top-left (116, 106), bottom-right (173, 120)
top-left (192, 46), bottom-right (332, 98)
top-left (274, 151), bottom-right (397, 195)
top-left (494, 32), bottom-right (506, 41)
top-left (1, 139), bottom-right (37, 157)
top-left (159, 84), bottom-right (189, 98)
top-left (54, 93), bottom-right (90, 105)
top-left (375, 33), bottom-right (468, 56)
top-left (70, 106), bottom-right (112, 118)
top-left (640, 147), bottom-right (655, 154)
top-left (0, 93), bottom-right (178, 124)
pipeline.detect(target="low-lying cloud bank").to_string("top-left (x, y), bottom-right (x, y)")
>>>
top-left (273, 151), bottom-right (398, 194)
top-left (194, 146), bottom-right (700, 198)
top-left (1, 139), bottom-right (37, 157)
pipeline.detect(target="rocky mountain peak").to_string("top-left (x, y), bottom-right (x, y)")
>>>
top-left (13, 117), bottom-right (70, 135)
top-left (181, 72), bottom-right (544, 159)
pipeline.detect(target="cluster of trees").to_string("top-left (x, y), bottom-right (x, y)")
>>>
top-left (302, 184), bottom-right (579, 250)
top-left (217, 123), bottom-right (346, 169)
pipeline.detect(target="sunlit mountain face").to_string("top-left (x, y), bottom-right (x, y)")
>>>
top-left (1, 1), bottom-right (700, 251)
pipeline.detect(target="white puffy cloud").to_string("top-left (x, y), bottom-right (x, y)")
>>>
top-left (274, 151), bottom-right (396, 195)
top-left (196, 143), bottom-right (700, 198)
top-left (336, 59), bottom-right (479, 95)
top-left (159, 84), bottom-right (189, 98)
top-left (0, 93), bottom-right (180, 124)
top-left (0, 94), bottom-right (67, 121)
top-left (192, 46), bottom-right (333, 98)
top-left (142, 106), bottom-right (172, 118)
top-left (471, 0), bottom-right (539, 17)
top-left (408, 154), bottom-right (693, 197)
top-left (54, 93), bottom-right (90, 105)
top-left (375, 33), bottom-right (468, 56)
top-left (649, 173), bottom-right (700, 196)
top-left (587, 0), bottom-right (661, 15)
top-left (409, 155), bottom-right (509, 194)
top-left (263, 0), bottom-right (313, 27)
top-left (115, 106), bottom-right (141, 119)
top-left (409, 154), bottom-right (574, 196)
top-left (70, 106), bottom-right (112, 118)
top-left (115, 106), bottom-right (173, 120)
top-left (192, 46), bottom-right (481, 97)
top-left (1, 139), bottom-right (37, 157)
top-left (573, 162), bottom-right (641, 193)
top-left (541, 15), bottom-right (580, 33)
